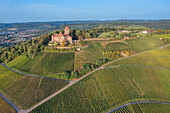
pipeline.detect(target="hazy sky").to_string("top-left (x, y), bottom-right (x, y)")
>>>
top-left (0, 0), bottom-right (170, 23)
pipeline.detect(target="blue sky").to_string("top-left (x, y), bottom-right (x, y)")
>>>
top-left (0, 0), bottom-right (170, 23)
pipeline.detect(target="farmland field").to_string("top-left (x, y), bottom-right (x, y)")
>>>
top-left (106, 37), bottom-right (165, 52)
top-left (7, 52), bottom-right (75, 76)
top-left (0, 65), bottom-right (69, 109)
top-left (111, 103), bottom-right (170, 113)
top-left (107, 45), bottom-right (170, 67)
top-left (31, 66), bottom-right (170, 113)
top-left (0, 97), bottom-right (16, 113)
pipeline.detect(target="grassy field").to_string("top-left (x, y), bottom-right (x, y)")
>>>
top-left (0, 97), bottom-right (16, 113)
top-left (98, 32), bottom-right (114, 38)
top-left (107, 45), bottom-right (170, 68)
top-left (112, 103), bottom-right (170, 113)
top-left (31, 66), bottom-right (170, 113)
top-left (0, 65), bottom-right (69, 109)
top-left (7, 52), bottom-right (75, 76)
top-left (106, 37), bottom-right (165, 52)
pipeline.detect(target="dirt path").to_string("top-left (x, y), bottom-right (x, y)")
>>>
top-left (107, 101), bottom-right (170, 113)
top-left (1, 44), bottom-right (169, 113)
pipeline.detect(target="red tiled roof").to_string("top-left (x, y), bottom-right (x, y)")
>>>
top-left (52, 34), bottom-right (60, 37)
top-left (65, 26), bottom-right (69, 30)
top-left (59, 31), bottom-right (63, 35)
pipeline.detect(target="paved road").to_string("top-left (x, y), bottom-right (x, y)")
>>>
top-left (1, 44), bottom-right (169, 113)
top-left (107, 101), bottom-right (170, 113)
top-left (1, 63), bottom-right (70, 83)
top-left (0, 92), bottom-right (20, 113)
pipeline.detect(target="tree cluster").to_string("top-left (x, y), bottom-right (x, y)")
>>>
top-left (0, 34), bottom-right (50, 63)
top-left (55, 59), bottom-right (108, 80)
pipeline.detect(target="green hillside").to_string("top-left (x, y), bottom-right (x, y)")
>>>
top-left (74, 42), bottom-right (104, 70)
top-left (107, 45), bottom-right (170, 67)
top-left (0, 65), bottom-right (68, 109)
top-left (7, 52), bottom-right (75, 77)
top-left (111, 103), bottom-right (170, 113)
top-left (31, 67), bottom-right (170, 113)
top-left (106, 37), bottom-right (165, 52)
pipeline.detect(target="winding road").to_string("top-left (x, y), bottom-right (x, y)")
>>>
top-left (0, 44), bottom-right (169, 113)
top-left (107, 101), bottom-right (170, 113)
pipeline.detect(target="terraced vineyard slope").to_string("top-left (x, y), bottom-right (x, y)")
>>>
top-left (107, 45), bottom-right (170, 67)
top-left (106, 37), bottom-right (165, 52)
top-left (7, 52), bottom-right (75, 77)
top-left (31, 66), bottom-right (170, 113)
top-left (0, 97), bottom-right (16, 113)
top-left (0, 65), bottom-right (69, 109)
top-left (111, 103), bottom-right (170, 113)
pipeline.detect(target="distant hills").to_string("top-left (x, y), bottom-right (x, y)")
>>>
top-left (0, 19), bottom-right (170, 30)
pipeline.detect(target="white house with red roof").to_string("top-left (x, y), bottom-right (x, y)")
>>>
top-left (51, 26), bottom-right (72, 43)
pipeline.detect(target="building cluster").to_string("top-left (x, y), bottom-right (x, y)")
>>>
top-left (51, 26), bottom-right (73, 44)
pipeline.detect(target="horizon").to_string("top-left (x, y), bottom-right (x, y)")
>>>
top-left (1, 19), bottom-right (170, 24)
top-left (0, 0), bottom-right (170, 23)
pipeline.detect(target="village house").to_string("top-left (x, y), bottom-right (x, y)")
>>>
top-left (51, 26), bottom-right (72, 44)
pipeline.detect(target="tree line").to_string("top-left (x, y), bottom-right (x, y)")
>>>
top-left (0, 34), bottom-right (50, 63)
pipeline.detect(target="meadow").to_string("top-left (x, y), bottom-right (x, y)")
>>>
top-left (0, 65), bottom-right (69, 109)
top-left (107, 45), bottom-right (170, 68)
top-left (31, 66), bottom-right (170, 113)
top-left (0, 97), bottom-right (16, 113)
top-left (112, 103), bottom-right (170, 113)
top-left (7, 52), bottom-right (75, 76)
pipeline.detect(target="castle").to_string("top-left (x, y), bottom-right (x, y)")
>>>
top-left (51, 26), bottom-right (72, 44)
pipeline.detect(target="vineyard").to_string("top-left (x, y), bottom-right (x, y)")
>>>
top-left (107, 45), bottom-right (170, 67)
top-left (0, 97), bottom-right (16, 113)
top-left (74, 42), bottom-right (104, 70)
top-left (106, 37), bottom-right (165, 52)
top-left (111, 103), bottom-right (170, 113)
top-left (0, 65), bottom-right (68, 109)
top-left (30, 66), bottom-right (170, 113)
top-left (7, 52), bottom-right (75, 76)
top-left (153, 34), bottom-right (170, 39)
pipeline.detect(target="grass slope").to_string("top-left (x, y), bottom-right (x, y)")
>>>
top-left (7, 52), bottom-right (75, 76)
top-left (0, 65), bottom-right (69, 109)
top-left (106, 37), bottom-right (165, 52)
top-left (31, 66), bottom-right (170, 113)
top-left (107, 45), bottom-right (170, 67)
top-left (0, 97), bottom-right (16, 113)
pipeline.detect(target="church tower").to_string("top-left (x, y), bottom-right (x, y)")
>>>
top-left (65, 26), bottom-right (69, 35)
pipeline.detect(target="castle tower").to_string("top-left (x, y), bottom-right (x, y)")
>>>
top-left (65, 26), bottom-right (69, 35)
